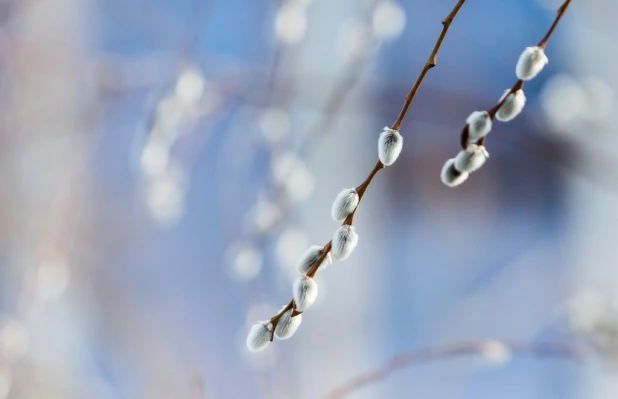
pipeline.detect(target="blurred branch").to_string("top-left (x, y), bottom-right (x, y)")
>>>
top-left (324, 339), bottom-right (583, 399)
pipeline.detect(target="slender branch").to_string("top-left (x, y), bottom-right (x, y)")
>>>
top-left (538, 0), bottom-right (573, 48)
top-left (265, 0), bottom-right (468, 327)
top-left (391, 0), bottom-right (466, 131)
top-left (323, 339), bottom-right (583, 399)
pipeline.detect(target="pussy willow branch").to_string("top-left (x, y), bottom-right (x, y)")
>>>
top-left (323, 339), bottom-right (583, 399)
top-left (270, 0), bottom-right (468, 330)
top-left (461, 0), bottom-right (573, 148)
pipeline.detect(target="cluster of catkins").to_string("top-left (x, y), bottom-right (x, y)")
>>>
top-left (246, 127), bottom-right (404, 351)
top-left (441, 45), bottom-right (550, 187)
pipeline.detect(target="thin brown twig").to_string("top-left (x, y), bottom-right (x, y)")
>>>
top-left (538, 0), bottom-right (572, 48)
top-left (267, 0), bottom-right (468, 332)
top-left (392, 0), bottom-right (466, 131)
top-left (323, 339), bottom-right (584, 399)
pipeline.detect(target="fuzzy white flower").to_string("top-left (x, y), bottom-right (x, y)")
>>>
top-left (441, 158), bottom-right (469, 187)
top-left (466, 111), bottom-right (492, 141)
top-left (331, 188), bottom-right (359, 221)
top-left (516, 46), bottom-right (549, 81)
top-left (274, 308), bottom-right (303, 340)
top-left (246, 321), bottom-right (273, 352)
top-left (296, 245), bottom-right (332, 274)
top-left (331, 225), bottom-right (359, 260)
top-left (496, 89), bottom-right (527, 122)
top-left (378, 127), bottom-right (403, 166)
top-left (454, 144), bottom-right (489, 173)
top-left (293, 276), bottom-right (318, 312)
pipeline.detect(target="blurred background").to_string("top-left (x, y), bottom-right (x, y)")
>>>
top-left (1, 0), bottom-right (617, 398)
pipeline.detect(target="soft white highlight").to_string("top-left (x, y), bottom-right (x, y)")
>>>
top-left (454, 144), bottom-right (489, 173)
top-left (466, 111), bottom-right (492, 141)
top-left (441, 158), bottom-right (469, 187)
top-left (516, 46), bottom-right (548, 81)
top-left (479, 340), bottom-right (512, 365)
top-left (274, 3), bottom-right (308, 45)
top-left (274, 309), bottom-right (303, 340)
top-left (296, 245), bottom-right (332, 274)
top-left (372, 0), bottom-right (406, 40)
top-left (272, 153), bottom-right (315, 203)
top-left (496, 89), bottom-right (527, 122)
top-left (378, 127), bottom-right (403, 166)
top-left (246, 321), bottom-right (273, 352)
top-left (293, 276), bottom-right (318, 312)
top-left (331, 225), bottom-right (359, 260)
top-left (331, 188), bottom-right (359, 221)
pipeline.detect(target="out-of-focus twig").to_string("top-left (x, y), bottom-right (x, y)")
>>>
top-left (324, 339), bottom-right (583, 399)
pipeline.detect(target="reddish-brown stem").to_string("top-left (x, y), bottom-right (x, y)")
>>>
top-left (538, 0), bottom-right (573, 48)
top-left (391, 0), bottom-right (467, 131)
top-left (342, 160), bottom-right (386, 225)
top-left (356, 160), bottom-right (385, 198)
top-left (324, 340), bottom-right (583, 399)
top-left (460, 124), bottom-right (470, 149)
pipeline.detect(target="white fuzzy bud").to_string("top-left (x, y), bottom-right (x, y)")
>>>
top-left (441, 158), bottom-right (469, 187)
top-left (516, 46), bottom-right (548, 81)
top-left (331, 188), bottom-right (359, 221)
top-left (378, 127), bottom-right (403, 166)
top-left (454, 144), bottom-right (489, 173)
top-left (293, 276), bottom-right (318, 312)
top-left (246, 321), bottom-right (273, 352)
top-left (274, 309), bottom-right (302, 340)
top-left (296, 245), bottom-right (332, 274)
top-left (496, 89), bottom-right (527, 122)
top-left (331, 225), bottom-right (359, 260)
top-left (466, 111), bottom-right (492, 141)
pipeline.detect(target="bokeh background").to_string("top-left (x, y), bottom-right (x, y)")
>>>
top-left (1, 0), bottom-right (617, 398)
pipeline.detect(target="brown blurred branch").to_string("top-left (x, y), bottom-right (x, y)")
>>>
top-left (324, 339), bottom-right (583, 399)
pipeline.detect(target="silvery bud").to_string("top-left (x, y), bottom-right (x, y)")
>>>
top-left (454, 144), bottom-right (489, 173)
top-left (331, 188), bottom-right (359, 221)
top-left (496, 89), bottom-right (526, 122)
top-left (441, 158), bottom-right (469, 187)
top-left (516, 46), bottom-right (548, 81)
top-left (274, 308), bottom-right (302, 340)
top-left (378, 127), bottom-right (403, 166)
top-left (296, 245), bottom-right (332, 274)
top-left (331, 225), bottom-right (359, 260)
top-left (293, 276), bottom-right (318, 312)
top-left (466, 111), bottom-right (492, 141)
top-left (246, 321), bottom-right (273, 352)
